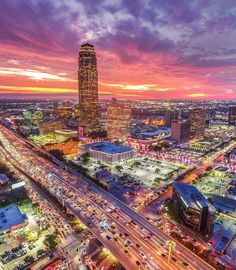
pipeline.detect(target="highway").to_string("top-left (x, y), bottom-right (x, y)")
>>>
top-left (0, 125), bottom-right (216, 270)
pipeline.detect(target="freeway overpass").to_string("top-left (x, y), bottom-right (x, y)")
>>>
top-left (0, 125), bottom-right (215, 270)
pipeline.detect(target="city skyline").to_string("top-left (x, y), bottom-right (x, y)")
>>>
top-left (1, 0), bottom-right (236, 100)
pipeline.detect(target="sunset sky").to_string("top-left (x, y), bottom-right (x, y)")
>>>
top-left (1, 0), bottom-right (236, 100)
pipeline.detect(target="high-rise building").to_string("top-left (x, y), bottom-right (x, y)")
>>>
top-left (171, 119), bottom-right (191, 144)
top-left (189, 108), bottom-right (206, 137)
top-left (228, 106), bottom-right (236, 126)
top-left (164, 110), bottom-right (180, 127)
top-left (172, 182), bottom-right (215, 235)
top-left (107, 98), bottom-right (131, 141)
top-left (78, 43), bottom-right (100, 135)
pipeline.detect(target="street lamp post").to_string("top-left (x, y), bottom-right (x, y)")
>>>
top-left (165, 240), bottom-right (176, 270)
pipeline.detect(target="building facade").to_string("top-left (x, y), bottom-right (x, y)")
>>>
top-left (39, 121), bottom-right (63, 135)
top-left (172, 182), bottom-right (214, 235)
top-left (189, 108), bottom-right (206, 137)
top-left (171, 119), bottom-right (191, 144)
top-left (78, 43), bottom-right (100, 135)
top-left (107, 98), bottom-right (132, 141)
top-left (164, 110), bottom-right (180, 127)
top-left (228, 106), bottom-right (236, 126)
top-left (79, 142), bottom-right (135, 164)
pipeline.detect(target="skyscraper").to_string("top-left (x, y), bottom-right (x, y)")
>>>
top-left (189, 108), bottom-right (206, 137)
top-left (228, 106), bottom-right (236, 126)
top-left (164, 110), bottom-right (180, 127)
top-left (107, 98), bottom-right (132, 141)
top-left (171, 119), bottom-right (191, 144)
top-left (78, 43), bottom-right (100, 135)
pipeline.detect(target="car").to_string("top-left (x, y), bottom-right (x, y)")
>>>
top-left (127, 240), bottom-right (132, 246)
top-left (124, 249), bottom-right (129, 255)
top-left (106, 235), bottom-right (112, 241)
top-left (136, 261), bottom-right (141, 267)
top-left (140, 252), bottom-right (146, 259)
top-left (136, 243), bottom-right (141, 249)
top-left (114, 238), bottom-right (119, 243)
top-left (183, 262), bottom-right (189, 267)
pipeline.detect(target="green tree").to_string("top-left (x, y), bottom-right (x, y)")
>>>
top-left (81, 152), bottom-right (90, 163)
top-left (115, 165), bottom-right (123, 172)
top-left (43, 232), bottom-right (60, 250)
top-left (36, 249), bottom-right (46, 257)
top-left (48, 149), bottom-right (65, 161)
top-left (24, 255), bottom-right (34, 264)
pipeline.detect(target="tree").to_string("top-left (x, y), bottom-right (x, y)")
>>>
top-left (36, 249), bottom-right (46, 258)
top-left (48, 149), bottom-right (65, 161)
top-left (132, 161), bottom-right (141, 167)
top-left (43, 232), bottom-right (60, 250)
top-left (81, 152), bottom-right (90, 163)
top-left (24, 255), bottom-right (34, 264)
top-left (115, 165), bottom-right (123, 172)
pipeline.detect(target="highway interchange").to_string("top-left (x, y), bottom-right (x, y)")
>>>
top-left (0, 124), bottom-right (215, 270)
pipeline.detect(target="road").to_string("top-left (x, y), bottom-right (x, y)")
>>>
top-left (0, 125), bottom-right (215, 270)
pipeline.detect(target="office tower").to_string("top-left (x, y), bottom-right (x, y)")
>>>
top-left (172, 182), bottom-right (215, 235)
top-left (164, 110), bottom-right (180, 127)
top-left (189, 108), bottom-right (206, 137)
top-left (228, 106), bottom-right (236, 126)
top-left (171, 119), bottom-right (191, 144)
top-left (78, 43), bottom-right (100, 135)
top-left (107, 98), bottom-right (132, 141)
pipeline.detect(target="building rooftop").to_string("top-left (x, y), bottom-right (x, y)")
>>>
top-left (174, 182), bottom-right (214, 212)
top-left (141, 128), bottom-right (170, 138)
top-left (55, 129), bottom-right (77, 134)
top-left (0, 205), bottom-right (27, 232)
top-left (0, 174), bottom-right (9, 183)
top-left (83, 142), bottom-right (133, 154)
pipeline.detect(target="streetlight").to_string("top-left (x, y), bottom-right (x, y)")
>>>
top-left (165, 240), bottom-right (176, 269)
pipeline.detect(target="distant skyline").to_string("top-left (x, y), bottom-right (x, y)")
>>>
top-left (1, 0), bottom-right (236, 100)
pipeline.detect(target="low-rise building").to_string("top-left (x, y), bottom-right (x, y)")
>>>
top-left (126, 128), bottom-right (170, 151)
top-left (172, 182), bottom-right (215, 235)
top-left (79, 142), bottom-right (135, 164)
top-left (55, 129), bottom-right (78, 140)
top-left (225, 180), bottom-right (236, 200)
top-left (39, 121), bottom-right (63, 135)
top-left (0, 205), bottom-right (28, 235)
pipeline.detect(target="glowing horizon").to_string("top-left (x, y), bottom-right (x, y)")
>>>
top-left (1, 1), bottom-right (236, 100)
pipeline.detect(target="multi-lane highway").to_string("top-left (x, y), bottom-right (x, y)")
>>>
top-left (0, 125), bottom-right (216, 270)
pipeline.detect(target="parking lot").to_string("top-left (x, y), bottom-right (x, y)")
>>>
top-left (194, 169), bottom-right (234, 196)
top-left (79, 156), bottom-right (184, 188)
top-left (0, 202), bottom-right (47, 270)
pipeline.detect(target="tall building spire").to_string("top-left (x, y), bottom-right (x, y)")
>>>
top-left (78, 43), bottom-right (100, 135)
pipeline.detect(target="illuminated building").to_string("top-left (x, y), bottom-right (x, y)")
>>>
top-left (79, 142), bottom-right (135, 164)
top-left (55, 129), bottom-right (78, 140)
top-left (107, 98), bottom-right (131, 141)
top-left (171, 119), bottom-right (190, 144)
top-left (56, 106), bottom-right (73, 118)
top-left (78, 43), bottom-right (100, 135)
top-left (0, 205), bottom-right (28, 235)
top-left (172, 182), bottom-right (214, 235)
top-left (126, 128), bottom-right (170, 151)
top-left (145, 116), bottom-right (165, 126)
top-left (228, 106), bottom-right (236, 126)
top-left (164, 110), bottom-right (180, 127)
top-left (39, 121), bottom-right (63, 135)
top-left (189, 108), bottom-right (206, 137)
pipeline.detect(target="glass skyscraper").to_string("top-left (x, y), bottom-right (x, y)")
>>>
top-left (78, 43), bottom-right (100, 135)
